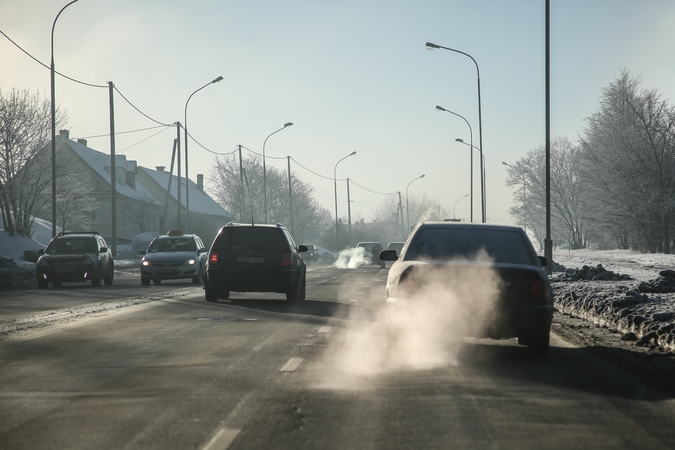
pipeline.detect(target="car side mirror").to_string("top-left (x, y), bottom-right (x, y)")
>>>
top-left (38, 249), bottom-right (45, 255)
top-left (298, 245), bottom-right (308, 253)
top-left (379, 249), bottom-right (398, 261)
top-left (99, 247), bottom-right (108, 253)
top-left (538, 256), bottom-right (548, 267)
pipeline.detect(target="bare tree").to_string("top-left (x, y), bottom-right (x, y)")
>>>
top-left (579, 71), bottom-right (675, 252)
top-left (55, 171), bottom-right (98, 232)
top-left (209, 154), bottom-right (332, 244)
top-left (0, 88), bottom-right (67, 236)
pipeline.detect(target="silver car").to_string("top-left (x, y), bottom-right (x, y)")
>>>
top-left (140, 231), bottom-right (207, 285)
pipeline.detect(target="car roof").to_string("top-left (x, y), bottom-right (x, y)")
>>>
top-left (221, 222), bottom-right (288, 229)
top-left (415, 221), bottom-right (525, 233)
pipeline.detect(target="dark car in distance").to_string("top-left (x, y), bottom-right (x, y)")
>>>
top-left (355, 241), bottom-right (385, 268)
top-left (380, 222), bottom-right (553, 355)
top-left (36, 231), bottom-right (114, 288)
top-left (301, 243), bottom-right (320, 262)
top-left (205, 223), bottom-right (308, 303)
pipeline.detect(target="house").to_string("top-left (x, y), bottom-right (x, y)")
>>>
top-left (51, 130), bottom-right (233, 249)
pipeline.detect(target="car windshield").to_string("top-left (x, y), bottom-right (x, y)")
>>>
top-left (148, 237), bottom-right (195, 252)
top-left (47, 238), bottom-right (97, 254)
top-left (404, 227), bottom-right (535, 265)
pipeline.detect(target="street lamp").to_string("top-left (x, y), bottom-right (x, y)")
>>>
top-left (405, 174), bottom-right (425, 231)
top-left (263, 122), bottom-right (293, 223)
top-left (426, 41), bottom-right (484, 223)
top-left (334, 151), bottom-right (357, 252)
top-left (453, 193), bottom-right (469, 219)
top-left (455, 138), bottom-right (486, 222)
top-left (436, 105), bottom-right (474, 223)
top-left (184, 75), bottom-right (223, 231)
top-left (51, 0), bottom-right (80, 237)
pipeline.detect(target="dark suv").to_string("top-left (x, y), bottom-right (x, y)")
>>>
top-left (36, 232), bottom-right (114, 288)
top-left (205, 223), bottom-right (308, 303)
top-left (355, 241), bottom-right (385, 268)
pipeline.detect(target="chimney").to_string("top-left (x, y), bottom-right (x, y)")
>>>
top-left (197, 174), bottom-right (204, 191)
top-left (77, 138), bottom-right (87, 146)
top-left (59, 130), bottom-right (70, 140)
top-left (156, 166), bottom-right (165, 173)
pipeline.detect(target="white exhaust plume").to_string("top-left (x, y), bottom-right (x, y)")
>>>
top-left (333, 246), bottom-right (372, 269)
top-left (312, 252), bottom-right (502, 390)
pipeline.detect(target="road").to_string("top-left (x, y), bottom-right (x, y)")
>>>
top-left (1, 265), bottom-right (674, 449)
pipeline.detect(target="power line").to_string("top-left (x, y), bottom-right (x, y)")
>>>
top-left (78, 124), bottom-right (169, 139)
top-left (348, 179), bottom-right (397, 196)
top-left (0, 29), bottom-right (106, 89)
top-left (112, 86), bottom-right (171, 127)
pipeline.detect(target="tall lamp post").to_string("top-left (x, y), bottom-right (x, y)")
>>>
top-left (455, 138), bottom-right (486, 222)
top-left (426, 41), bottom-right (484, 223)
top-left (263, 122), bottom-right (293, 223)
top-left (334, 151), bottom-right (357, 252)
top-left (435, 105), bottom-right (474, 222)
top-left (405, 174), bottom-right (425, 231)
top-left (51, 0), bottom-right (80, 237)
top-left (184, 75), bottom-right (223, 231)
top-left (453, 194), bottom-right (469, 219)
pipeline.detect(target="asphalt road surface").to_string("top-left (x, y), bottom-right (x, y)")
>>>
top-left (1, 265), bottom-right (674, 449)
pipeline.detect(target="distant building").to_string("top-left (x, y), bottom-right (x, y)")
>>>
top-left (47, 130), bottom-right (233, 247)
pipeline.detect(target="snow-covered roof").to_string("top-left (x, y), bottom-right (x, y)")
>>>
top-left (64, 138), bottom-right (161, 205)
top-left (137, 166), bottom-right (231, 217)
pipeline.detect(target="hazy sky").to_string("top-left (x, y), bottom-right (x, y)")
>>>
top-left (2, 0), bottom-right (675, 226)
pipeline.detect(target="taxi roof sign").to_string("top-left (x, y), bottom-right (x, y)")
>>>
top-left (166, 230), bottom-right (184, 236)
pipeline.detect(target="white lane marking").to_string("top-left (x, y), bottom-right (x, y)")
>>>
top-left (280, 357), bottom-right (305, 372)
top-left (318, 326), bottom-right (332, 333)
top-left (202, 428), bottom-right (241, 450)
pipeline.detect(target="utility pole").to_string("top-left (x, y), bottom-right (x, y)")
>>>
top-left (108, 81), bottom-right (117, 256)
top-left (176, 122), bottom-right (181, 231)
top-left (347, 178), bottom-right (352, 246)
top-left (238, 145), bottom-right (244, 222)
top-left (162, 140), bottom-right (177, 231)
top-left (287, 156), bottom-right (294, 236)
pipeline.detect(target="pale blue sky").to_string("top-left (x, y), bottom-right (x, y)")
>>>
top-left (2, 0), bottom-right (675, 225)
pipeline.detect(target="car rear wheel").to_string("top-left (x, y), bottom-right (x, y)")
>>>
top-left (286, 275), bottom-right (305, 304)
top-left (141, 276), bottom-right (150, 286)
top-left (37, 279), bottom-right (48, 289)
top-left (91, 267), bottom-right (102, 287)
top-left (521, 331), bottom-right (550, 356)
top-left (152, 278), bottom-right (161, 285)
top-left (205, 286), bottom-right (219, 302)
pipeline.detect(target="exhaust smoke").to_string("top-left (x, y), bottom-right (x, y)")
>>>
top-left (313, 252), bottom-right (503, 390)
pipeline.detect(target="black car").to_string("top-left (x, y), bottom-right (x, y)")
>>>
top-left (205, 223), bottom-right (308, 303)
top-left (380, 222), bottom-right (553, 355)
top-left (139, 231), bottom-right (207, 285)
top-left (355, 241), bottom-right (385, 268)
top-left (36, 231), bottom-right (114, 288)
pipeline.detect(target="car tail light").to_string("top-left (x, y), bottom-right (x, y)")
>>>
top-left (281, 253), bottom-right (292, 267)
top-left (209, 252), bottom-right (219, 264)
top-left (525, 280), bottom-right (549, 304)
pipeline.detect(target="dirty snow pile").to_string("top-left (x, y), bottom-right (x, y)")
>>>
top-left (552, 249), bottom-right (675, 353)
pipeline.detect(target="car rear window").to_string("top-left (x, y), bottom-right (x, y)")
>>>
top-left (214, 227), bottom-right (289, 252)
top-left (404, 227), bottom-right (535, 265)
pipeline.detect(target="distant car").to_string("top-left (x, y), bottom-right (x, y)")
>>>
top-left (355, 242), bottom-right (385, 268)
top-left (36, 231), bottom-right (114, 288)
top-left (380, 222), bottom-right (553, 355)
top-left (387, 241), bottom-right (405, 255)
top-left (139, 231), bottom-right (207, 285)
top-left (205, 223), bottom-right (308, 303)
top-left (302, 243), bottom-right (320, 262)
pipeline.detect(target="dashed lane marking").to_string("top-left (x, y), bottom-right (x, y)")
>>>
top-left (318, 326), bottom-right (332, 333)
top-left (280, 358), bottom-right (305, 372)
top-left (202, 428), bottom-right (241, 450)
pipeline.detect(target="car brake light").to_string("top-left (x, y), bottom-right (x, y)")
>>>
top-left (530, 280), bottom-right (547, 301)
top-left (282, 253), bottom-right (292, 267)
top-left (209, 252), bottom-right (219, 264)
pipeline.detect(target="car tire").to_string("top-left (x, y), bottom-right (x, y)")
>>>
top-left (205, 286), bottom-right (218, 302)
top-left (37, 279), bottom-right (48, 289)
top-left (141, 276), bottom-right (150, 286)
top-left (152, 278), bottom-right (161, 285)
top-left (91, 266), bottom-right (102, 287)
top-left (523, 331), bottom-right (550, 356)
top-left (53, 281), bottom-right (62, 288)
top-left (286, 285), bottom-right (299, 303)
top-left (104, 265), bottom-right (114, 286)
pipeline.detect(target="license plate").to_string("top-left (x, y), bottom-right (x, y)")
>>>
top-left (236, 256), bottom-right (264, 263)
top-left (56, 268), bottom-right (73, 273)
top-left (159, 268), bottom-right (178, 273)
